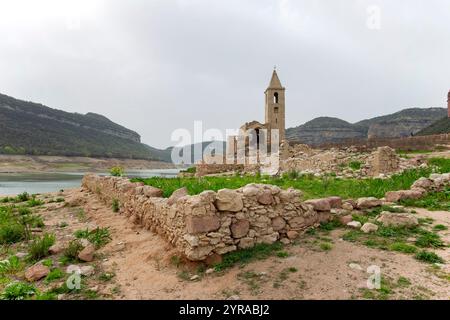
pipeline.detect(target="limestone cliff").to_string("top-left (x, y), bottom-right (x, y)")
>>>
top-left (286, 108), bottom-right (446, 145)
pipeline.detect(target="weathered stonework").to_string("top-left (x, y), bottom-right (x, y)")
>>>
top-left (82, 175), bottom-right (333, 261)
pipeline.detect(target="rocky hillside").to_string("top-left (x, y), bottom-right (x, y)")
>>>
top-left (286, 108), bottom-right (446, 145)
top-left (285, 117), bottom-right (367, 145)
top-left (357, 108), bottom-right (446, 139)
top-left (415, 117), bottom-right (450, 136)
top-left (0, 92), bottom-right (170, 161)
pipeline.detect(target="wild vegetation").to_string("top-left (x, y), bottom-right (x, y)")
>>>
top-left (133, 158), bottom-right (450, 200)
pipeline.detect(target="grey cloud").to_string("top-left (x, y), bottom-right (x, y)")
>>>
top-left (0, 0), bottom-right (448, 148)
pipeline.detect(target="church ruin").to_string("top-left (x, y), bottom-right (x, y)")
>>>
top-left (224, 69), bottom-right (287, 173)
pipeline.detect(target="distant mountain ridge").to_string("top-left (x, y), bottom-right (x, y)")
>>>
top-left (416, 117), bottom-right (450, 136)
top-left (0, 92), bottom-right (170, 161)
top-left (286, 108), bottom-right (446, 145)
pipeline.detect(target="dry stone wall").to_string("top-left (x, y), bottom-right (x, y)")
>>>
top-left (82, 174), bottom-right (331, 261)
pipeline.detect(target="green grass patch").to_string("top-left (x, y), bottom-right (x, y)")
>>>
top-left (319, 242), bottom-right (333, 251)
top-left (44, 268), bottom-right (64, 283)
top-left (400, 187), bottom-right (450, 211)
top-left (112, 199), bottom-right (119, 213)
top-left (214, 242), bottom-right (284, 271)
top-left (396, 276), bottom-right (411, 287)
top-left (433, 224), bottom-right (448, 231)
top-left (99, 272), bottom-right (115, 282)
top-left (0, 256), bottom-right (24, 275)
top-left (428, 157), bottom-right (450, 173)
top-left (343, 223), bottom-right (444, 254)
top-left (27, 197), bottom-right (44, 208)
top-left (388, 242), bottom-right (417, 254)
top-left (414, 230), bottom-right (445, 248)
top-left (415, 250), bottom-right (444, 264)
top-left (74, 227), bottom-right (111, 249)
top-left (348, 161), bottom-right (363, 170)
top-left (131, 159), bottom-right (450, 199)
top-left (1, 281), bottom-right (37, 300)
top-left (180, 167), bottom-right (196, 174)
top-left (318, 220), bottom-right (343, 231)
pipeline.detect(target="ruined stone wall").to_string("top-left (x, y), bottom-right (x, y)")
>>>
top-left (313, 133), bottom-right (450, 151)
top-left (195, 163), bottom-right (244, 177)
top-left (82, 174), bottom-right (331, 261)
top-left (367, 146), bottom-right (399, 176)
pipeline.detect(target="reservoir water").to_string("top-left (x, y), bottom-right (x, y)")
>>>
top-left (0, 169), bottom-right (180, 196)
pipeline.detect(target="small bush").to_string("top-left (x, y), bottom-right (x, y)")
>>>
top-left (18, 207), bottom-right (31, 215)
top-left (348, 161), bottom-right (362, 170)
top-left (28, 215), bottom-right (45, 228)
top-left (397, 276), bottom-right (411, 287)
top-left (284, 170), bottom-right (300, 180)
top-left (415, 250), bottom-right (444, 264)
top-left (110, 166), bottom-right (124, 177)
top-left (0, 256), bottom-right (23, 275)
top-left (276, 251), bottom-right (289, 258)
top-left (27, 198), bottom-right (44, 207)
top-left (320, 242), bottom-right (333, 251)
top-left (112, 199), bottom-right (120, 213)
top-left (74, 229), bottom-right (90, 239)
top-left (45, 268), bottom-right (64, 283)
top-left (415, 231), bottom-right (444, 248)
top-left (99, 272), bottom-right (115, 282)
top-left (75, 227), bottom-right (111, 249)
top-left (16, 192), bottom-right (30, 203)
top-left (88, 228), bottom-right (111, 248)
top-left (63, 240), bottom-right (84, 262)
top-left (1, 282), bottom-right (37, 300)
top-left (28, 233), bottom-right (56, 261)
top-left (0, 223), bottom-right (25, 244)
top-left (319, 220), bottom-right (343, 231)
top-left (433, 224), bottom-right (448, 231)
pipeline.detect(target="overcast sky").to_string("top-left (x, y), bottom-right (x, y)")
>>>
top-left (0, 0), bottom-right (449, 148)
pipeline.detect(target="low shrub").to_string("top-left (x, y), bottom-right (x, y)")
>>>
top-left (214, 242), bottom-right (283, 271)
top-left (0, 223), bottom-right (25, 244)
top-left (1, 282), bottom-right (37, 300)
top-left (110, 166), bottom-right (124, 177)
top-left (63, 240), bottom-right (84, 262)
top-left (74, 227), bottom-right (111, 249)
top-left (16, 192), bottom-right (30, 203)
top-left (415, 250), bottom-right (444, 264)
top-left (28, 233), bottom-right (56, 261)
top-left (112, 199), bottom-right (120, 213)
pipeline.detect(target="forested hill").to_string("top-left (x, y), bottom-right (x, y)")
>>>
top-left (0, 92), bottom-right (170, 161)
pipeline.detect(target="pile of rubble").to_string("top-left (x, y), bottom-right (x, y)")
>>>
top-left (281, 145), bottom-right (427, 179)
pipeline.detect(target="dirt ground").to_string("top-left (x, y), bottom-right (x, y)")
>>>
top-left (21, 188), bottom-right (448, 300)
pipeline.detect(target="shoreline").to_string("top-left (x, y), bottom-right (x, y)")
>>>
top-left (0, 154), bottom-right (177, 174)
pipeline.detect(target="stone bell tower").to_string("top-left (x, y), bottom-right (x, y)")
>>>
top-left (265, 69), bottom-right (286, 143)
top-left (447, 90), bottom-right (450, 118)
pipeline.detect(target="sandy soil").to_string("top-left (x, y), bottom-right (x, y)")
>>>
top-left (25, 188), bottom-right (448, 300)
top-left (0, 155), bottom-right (174, 173)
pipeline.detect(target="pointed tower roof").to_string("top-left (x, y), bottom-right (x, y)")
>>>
top-left (267, 69), bottom-right (284, 90)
